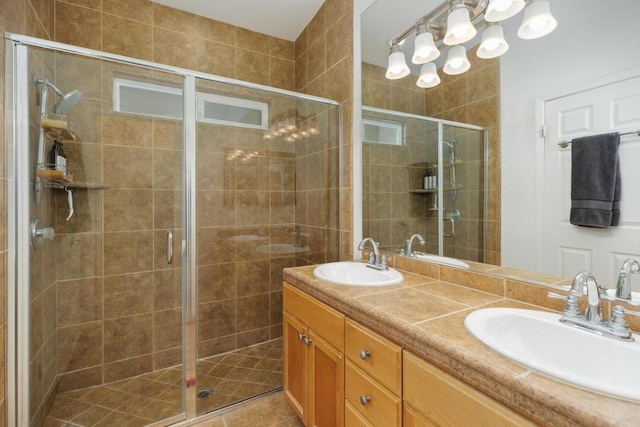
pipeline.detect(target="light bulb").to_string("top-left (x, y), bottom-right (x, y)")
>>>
top-left (517, 0), bottom-right (557, 39)
top-left (444, 3), bottom-right (477, 45)
top-left (485, 0), bottom-right (525, 22)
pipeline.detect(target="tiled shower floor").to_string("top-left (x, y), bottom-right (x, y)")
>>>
top-left (44, 339), bottom-right (283, 426)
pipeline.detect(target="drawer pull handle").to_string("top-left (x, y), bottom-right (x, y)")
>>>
top-left (359, 395), bottom-right (371, 406)
top-left (359, 350), bottom-right (370, 360)
top-left (304, 337), bottom-right (312, 346)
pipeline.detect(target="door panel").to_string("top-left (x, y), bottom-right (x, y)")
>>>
top-left (543, 75), bottom-right (640, 286)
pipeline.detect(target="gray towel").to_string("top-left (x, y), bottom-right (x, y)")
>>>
top-left (570, 132), bottom-right (620, 228)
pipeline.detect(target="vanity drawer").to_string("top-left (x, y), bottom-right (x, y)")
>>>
top-left (345, 400), bottom-right (373, 427)
top-left (345, 318), bottom-right (402, 396)
top-left (403, 351), bottom-right (533, 426)
top-left (345, 360), bottom-right (402, 427)
top-left (283, 283), bottom-right (344, 351)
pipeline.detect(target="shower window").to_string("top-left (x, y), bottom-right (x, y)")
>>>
top-left (362, 117), bottom-right (405, 145)
top-left (113, 77), bottom-right (270, 130)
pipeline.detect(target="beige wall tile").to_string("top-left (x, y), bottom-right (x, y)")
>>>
top-left (153, 27), bottom-right (198, 70)
top-left (104, 313), bottom-right (153, 362)
top-left (103, 189), bottom-right (153, 232)
top-left (103, 114), bottom-right (153, 147)
top-left (152, 2), bottom-right (197, 36)
top-left (235, 49), bottom-right (270, 86)
top-left (103, 231), bottom-right (154, 275)
top-left (103, 0), bottom-right (152, 24)
top-left (56, 322), bottom-right (103, 372)
top-left (154, 308), bottom-right (182, 351)
top-left (196, 16), bottom-right (236, 45)
top-left (56, 278), bottom-right (102, 327)
top-left (196, 39), bottom-right (236, 78)
top-left (103, 272), bottom-right (154, 318)
top-left (198, 263), bottom-right (236, 303)
top-left (103, 354), bottom-right (153, 383)
top-left (103, 14), bottom-right (152, 60)
top-left (54, 2), bottom-right (102, 50)
top-left (103, 145), bottom-right (153, 189)
top-left (154, 269), bottom-right (182, 310)
top-left (198, 300), bottom-right (236, 341)
top-left (236, 293), bottom-right (270, 332)
top-left (56, 233), bottom-right (103, 280)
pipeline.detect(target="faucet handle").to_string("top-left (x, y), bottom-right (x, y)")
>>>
top-left (548, 292), bottom-right (581, 319)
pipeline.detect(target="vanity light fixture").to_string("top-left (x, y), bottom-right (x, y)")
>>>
top-left (485, 0), bottom-right (525, 22)
top-left (385, 0), bottom-right (557, 87)
top-left (412, 24), bottom-right (440, 64)
top-left (417, 62), bottom-right (441, 88)
top-left (443, 45), bottom-right (471, 75)
top-left (517, 0), bottom-right (557, 39)
top-left (444, 2), bottom-right (477, 45)
top-left (385, 44), bottom-right (411, 79)
top-left (477, 23), bottom-right (509, 58)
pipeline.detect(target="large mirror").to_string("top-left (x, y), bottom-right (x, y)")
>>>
top-left (359, 0), bottom-right (640, 294)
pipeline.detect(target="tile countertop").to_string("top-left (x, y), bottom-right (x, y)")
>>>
top-left (283, 259), bottom-right (640, 427)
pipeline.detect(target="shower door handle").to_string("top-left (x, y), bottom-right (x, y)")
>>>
top-left (166, 231), bottom-right (173, 264)
top-left (443, 217), bottom-right (455, 237)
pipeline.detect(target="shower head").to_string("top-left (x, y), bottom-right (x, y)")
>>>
top-left (34, 76), bottom-right (83, 115)
top-left (53, 89), bottom-right (83, 114)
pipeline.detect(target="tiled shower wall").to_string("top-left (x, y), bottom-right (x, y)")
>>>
top-left (361, 46), bottom-right (501, 264)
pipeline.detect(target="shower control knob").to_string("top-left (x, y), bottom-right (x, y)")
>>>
top-left (30, 217), bottom-right (55, 249)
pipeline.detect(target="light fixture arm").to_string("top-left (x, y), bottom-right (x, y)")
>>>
top-left (389, 0), bottom-right (489, 47)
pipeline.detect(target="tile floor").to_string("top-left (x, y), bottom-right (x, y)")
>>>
top-left (44, 339), bottom-right (288, 426)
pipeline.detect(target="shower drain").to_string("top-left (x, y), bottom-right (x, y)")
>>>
top-left (197, 388), bottom-right (214, 400)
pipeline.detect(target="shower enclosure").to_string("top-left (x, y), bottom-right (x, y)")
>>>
top-left (6, 35), bottom-right (341, 426)
top-left (362, 106), bottom-right (488, 261)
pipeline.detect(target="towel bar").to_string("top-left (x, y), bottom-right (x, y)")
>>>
top-left (558, 130), bottom-right (640, 148)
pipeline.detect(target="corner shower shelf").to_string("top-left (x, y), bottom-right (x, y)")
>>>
top-left (41, 117), bottom-right (76, 141)
top-left (410, 185), bottom-right (463, 194)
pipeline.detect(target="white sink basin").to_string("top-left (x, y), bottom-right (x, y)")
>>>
top-left (465, 308), bottom-right (640, 401)
top-left (412, 253), bottom-right (469, 269)
top-left (313, 261), bottom-right (403, 286)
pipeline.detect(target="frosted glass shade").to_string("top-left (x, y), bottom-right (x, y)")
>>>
top-left (517, 0), bottom-right (557, 39)
top-left (444, 4), bottom-right (477, 45)
top-left (485, 0), bottom-right (525, 22)
top-left (416, 63), bottom-right (441, 88)
top-left (443, 45), bottom-right (470, 75)
top-left (385, 46), bottom-right (410, 79)
top-left (477, 23), bottom-right (509, 58)
top-left (412, 27), bottom-right (440, 64)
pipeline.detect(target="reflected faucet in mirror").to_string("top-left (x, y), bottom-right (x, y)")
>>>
top-left (405, 233), bottom-right (426, 257)
top-left (616, 258), bottom-right (640, 300)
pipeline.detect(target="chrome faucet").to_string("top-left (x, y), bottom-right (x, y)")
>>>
top-left (615, 258), bottom-right (640, 300)
top-left (549, 271), bottom-right (640, 341)
top-left (405, 233), bottom-right (426, 257)
top-left (358, 237), bottom-right (388, 271)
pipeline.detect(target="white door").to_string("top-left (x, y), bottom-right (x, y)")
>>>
top-left (542, 75), bottom-right (640, 288)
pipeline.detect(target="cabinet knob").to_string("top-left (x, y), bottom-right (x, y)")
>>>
top-left (359, 395), bottom-right (371, 406)
top-left (298, 332), bottom-right (305, 341)
top-left (359, 350), bottom-right (370, 360)
top-left (304, 337), bottom-right (312, 346)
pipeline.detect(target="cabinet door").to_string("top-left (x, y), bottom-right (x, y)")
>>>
top-left (346, 400), bottom-right (373, 427)
top-left (403, 403), bottom-right (437, 427)
top-left (284, 312), bottom-right (309, 423)
top-left (309, 330), bottom-right (345, 427)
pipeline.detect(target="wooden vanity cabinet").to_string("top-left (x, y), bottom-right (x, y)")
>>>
top-left (283, 283), bottom-right (345, 427)
top-left (403, 351), bottom-right (533, 427)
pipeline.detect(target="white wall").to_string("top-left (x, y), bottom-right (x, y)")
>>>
top-left (501, 0), bottom-right (640, 271)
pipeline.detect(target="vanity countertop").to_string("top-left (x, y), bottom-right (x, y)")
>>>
top-left (283, 261), bottom-right (640, 427)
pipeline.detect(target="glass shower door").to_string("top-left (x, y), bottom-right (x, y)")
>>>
top-left (13, 43), bottom-right (187, 426)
